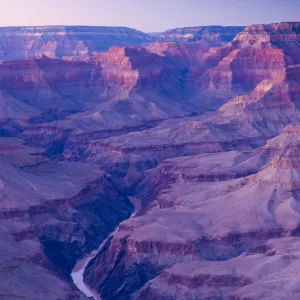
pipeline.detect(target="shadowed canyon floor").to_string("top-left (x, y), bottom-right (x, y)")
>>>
top-left (1, 22), bottom-right (300, 299)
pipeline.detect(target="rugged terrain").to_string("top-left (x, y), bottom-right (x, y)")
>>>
top-left (1, 22), bottom-right (300, 300)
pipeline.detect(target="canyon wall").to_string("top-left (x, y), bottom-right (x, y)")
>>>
top-left (0, 22), bottom-right (300, 300)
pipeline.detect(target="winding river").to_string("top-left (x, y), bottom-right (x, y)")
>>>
top-left (71, 197), bottom-right (141, 299)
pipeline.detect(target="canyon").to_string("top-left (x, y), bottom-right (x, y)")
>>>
top-left (0, 22), bottom-right (300, 299)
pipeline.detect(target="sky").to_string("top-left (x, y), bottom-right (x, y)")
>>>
top-left (0, 0), bottom-right (299, 32)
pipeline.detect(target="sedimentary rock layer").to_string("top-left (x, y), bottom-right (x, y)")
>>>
top-left (1, 21), bottom-right (300, 300)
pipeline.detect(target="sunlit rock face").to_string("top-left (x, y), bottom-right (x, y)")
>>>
top-left (1, 22), bottom-right (300, 300)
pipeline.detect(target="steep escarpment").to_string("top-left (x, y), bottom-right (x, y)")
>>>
top-left (198, 22), bottom-right (300, 95)
top-left (232, 22), bottom-right (300, 64)
top-left (0, 57), bottom-right (103, 113)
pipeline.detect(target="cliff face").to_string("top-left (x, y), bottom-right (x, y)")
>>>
top-left (0, 56), bottom-right (105, 127)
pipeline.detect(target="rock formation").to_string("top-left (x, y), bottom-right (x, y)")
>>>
top-left (0, 21), bottom-right (300, 299)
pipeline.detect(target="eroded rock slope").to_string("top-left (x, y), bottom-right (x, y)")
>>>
top-left (1, 22), bottom-right (300, 300)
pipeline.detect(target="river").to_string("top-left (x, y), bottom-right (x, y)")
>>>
top-left (71, 197), bottom-right (141, 299)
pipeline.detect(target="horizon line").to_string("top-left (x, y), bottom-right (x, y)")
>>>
top-left (0, 21), bottom-right (297, 33)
